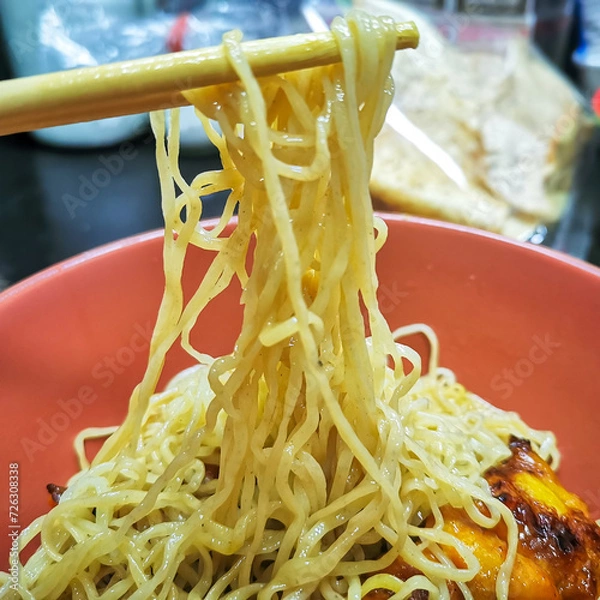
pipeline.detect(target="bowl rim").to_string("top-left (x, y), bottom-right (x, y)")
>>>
top-left (2, 213), bottom-right (600, 305)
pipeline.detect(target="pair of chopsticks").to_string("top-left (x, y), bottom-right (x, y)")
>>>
top-left (0, 22), bottom-right (418, 137)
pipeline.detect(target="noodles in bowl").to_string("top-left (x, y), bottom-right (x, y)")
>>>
top-left (1, 11), bottom-right (599, 600)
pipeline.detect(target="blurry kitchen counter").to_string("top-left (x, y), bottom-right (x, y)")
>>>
top-left (0, 129), bottom-right (598, 292)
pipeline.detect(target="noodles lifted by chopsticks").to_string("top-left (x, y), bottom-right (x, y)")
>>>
top-left (0, 11), bottom-right (556, 600)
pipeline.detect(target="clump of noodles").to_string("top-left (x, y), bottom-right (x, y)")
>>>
top-left (0, 11), bottom-right (557, 600)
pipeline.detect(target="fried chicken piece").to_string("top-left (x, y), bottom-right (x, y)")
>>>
top-left (439, 506), bottom-right (559, 599)
top-left (485, 437), bottom-right (600, 599)
top-left (363, 517), bottom-right (556, 600)
top-left (364, 437), bottom-right (600, 599)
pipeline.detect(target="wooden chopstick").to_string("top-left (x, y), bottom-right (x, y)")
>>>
top-left (0, 22), bottom-right (418, 137)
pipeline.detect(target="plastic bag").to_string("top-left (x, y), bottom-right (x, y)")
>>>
top-left (355, 0), bottom-right (591, 240)
top-left (0, 0), bottom-right (293, 148)
top-left (1, 0), bottom-right (165, 146)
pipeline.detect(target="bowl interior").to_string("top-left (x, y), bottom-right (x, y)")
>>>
top-left (1, 215), bottom-right (599, 567)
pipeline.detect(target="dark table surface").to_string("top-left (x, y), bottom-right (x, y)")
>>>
top-left (0, 131), bottom-right (228, 291)
top-left (0, 126), bottom-right (599, 293)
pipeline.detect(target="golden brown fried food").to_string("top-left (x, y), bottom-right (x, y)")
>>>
top-left (485, 437), bottom-right (600, 599)
top-left (439, 505), bottom-right (559, 599)
top-left (364, 437), bottom-right (600, 600)
top-left (365, 506), bottom-right (558, 600)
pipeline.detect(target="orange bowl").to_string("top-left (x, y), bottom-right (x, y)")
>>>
top-left (1, 214), bottom-right (599, 568)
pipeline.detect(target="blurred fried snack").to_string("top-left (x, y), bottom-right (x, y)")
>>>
top-left (359, 0), bottom-right (590, 239)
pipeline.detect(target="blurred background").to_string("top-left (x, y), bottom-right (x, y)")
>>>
top-left (0, 0), bottom-right (598, 291)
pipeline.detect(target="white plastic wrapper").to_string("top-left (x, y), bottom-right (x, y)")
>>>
top-left (356, 0), bottom-right (590, 240)
top-left (0, 0), bottom-right (291, 147)
top-left (2, 0), bottom-right (288, 75)
top-left (1, 0), bottom-right (166, 146)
